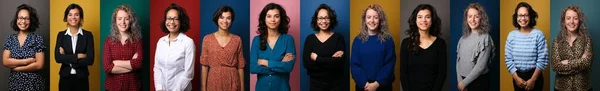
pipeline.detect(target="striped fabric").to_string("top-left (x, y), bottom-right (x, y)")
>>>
top-left (505, 29), bottom-right (549, 74)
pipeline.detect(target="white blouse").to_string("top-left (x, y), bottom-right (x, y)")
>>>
top-left (153, 33), bottom-right (195, 91)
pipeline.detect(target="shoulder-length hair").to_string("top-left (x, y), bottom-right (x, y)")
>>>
top-left (109, 5), bottom-right (142, 43)
top-left (512, 2), bottom-right (537, 29)
top-left (357, 4), bottom-right (391, 43)
top-left (161, 3), bottom-right (190, 33)
top-left (462, 3), bottom-right (490, 36)
top-left (257, 3), bottom-right (290, 50)
top-left (406, 4), bottom-right (441, 54)
top-left (310, 3), bottom-right (337, 31)
top-left (557, 5), bottom-right (590, 42)
top-left (11, 4), bottom-right (40, 32)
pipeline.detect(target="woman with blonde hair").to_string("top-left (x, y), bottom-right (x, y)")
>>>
top-left (456, 3), bottom-right (495, 91)
top-left (551, 5), bottom-right (593, 91)
top-left (102, 5), bottom-right (143, 91)
top-left (351, 4), bottom-right (395, 91)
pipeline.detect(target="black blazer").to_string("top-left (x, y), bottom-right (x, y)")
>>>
top-left (54, 29), bottom-right (95, 78)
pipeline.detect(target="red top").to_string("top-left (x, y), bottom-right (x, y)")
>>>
top-left (102, 38), bottom-right (143, 91)
top-left (200, 34), bottom-right (245, 91)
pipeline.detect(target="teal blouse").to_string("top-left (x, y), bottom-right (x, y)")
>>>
top-left (250, 34), bottom-right (296, 91)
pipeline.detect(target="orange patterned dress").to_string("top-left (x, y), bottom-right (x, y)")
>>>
top-left (200, 34), bottom-right (245, 91)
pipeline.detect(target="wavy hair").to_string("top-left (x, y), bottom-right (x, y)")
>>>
top-left (512, 2), bottom-right (538, 29)
top-left (406, 4), bottom-right (441, 54)
top-left (257, 3), bottom-right (290, 50)
top-left (557, 5), bottom-right (589, 42)
top-left (11, 4), bottom-right (40, 32)
top-left (109, 5), bottom-right (142, 43)
top-left (357, 4), bottom-right (391, 43)
top-left (462, 3), bottom-right (490, 36)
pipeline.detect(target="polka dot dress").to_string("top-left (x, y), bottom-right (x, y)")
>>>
top-left (3, 33), bottom-right (46, 91)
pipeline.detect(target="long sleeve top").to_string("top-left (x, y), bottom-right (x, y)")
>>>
top-left (55, 28), bottom-right (95, 77)
top-left (456, 33), bottom-right (494, 87)
top-left (153, 33), bottom-right (195, 91)
top-left (302, 33), bottom-right (346, 81)
top-left (250, 34), bottom-right (296, 91)
top-left (551, 36), bottom-right (593, 91)
top-left (505, 29), bottom-right (548, 74)
top-left (351, 35), bottom-right (396, 87)
top-left (400, 37), bottom-right (447, 91)
top-left (102, 38), bottom-right (143, 91)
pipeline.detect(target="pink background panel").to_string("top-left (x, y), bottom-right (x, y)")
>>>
top-left (249, 0), bottom-right (300, 91)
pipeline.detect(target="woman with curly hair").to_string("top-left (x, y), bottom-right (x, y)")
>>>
top-left (456, 3), bottom-right (495, 91)
top-left (551, 5), bottom-right (593, 91)
top-left (351, 4), bottom-right (395, 91)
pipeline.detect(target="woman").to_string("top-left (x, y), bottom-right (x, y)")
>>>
top-left (55, 3), bottom-right (95, 91)
top-left (551, 5), bottom-right (593, 91)
top-left (456, 3), bottom-right (495, 91)
top-left (302, 3), bottom-right (346, 91)
top-left (2, 4), bottom-right (45, 91)
top-left (351, 4), bottom-right (395, 91)
top-left (200, 5), bottom-right (245, 91)
top-left (400, 4), bottom-right (446, 91)
top-left (505, 2), bottom-right (548, 91)
top-left (102, 5), bottom-right (143, 91)
top-left (249, 3), bottom-right (296, 91)
top-left (153, 3), bottom-right (195, 91)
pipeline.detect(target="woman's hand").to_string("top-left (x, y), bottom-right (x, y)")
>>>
top-left (332, 51), bottom-right (343, 57)
top-left (59, 47), bottom-right (64, 54)
top-left (258, 59), bottom-right (268, 67)
top-left (310, 53), bottom-right (317, 61)
top-left (282, 53), bottom-right (294, 62)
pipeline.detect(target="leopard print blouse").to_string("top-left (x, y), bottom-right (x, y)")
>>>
top-left (551, 36), bottom-right (593, 91)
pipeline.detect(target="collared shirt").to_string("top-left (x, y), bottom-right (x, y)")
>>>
top-left (153, 33), bottom-right (195, 91)
top-left (65, 27), bottom-right (83, 53)
top-left (65, 27), bottom-right (83, 74)
top-left (102, 38), bottom-right (143, 91)
top-left (505, 28), bottom-right (548, 74)
top-left (552, 36), bottom-right (593, 91)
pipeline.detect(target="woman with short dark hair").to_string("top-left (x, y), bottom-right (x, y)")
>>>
top-left (2, 4), bottom-right (46, 91)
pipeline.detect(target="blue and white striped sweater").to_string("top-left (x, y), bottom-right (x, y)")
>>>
top-left (505, 29), bottom-right (549, 74)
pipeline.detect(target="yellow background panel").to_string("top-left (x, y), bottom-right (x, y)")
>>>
top-left (499, 0), bottom-right (550, 91)
top-left (350, 0), bottom-right (401, 91)
top-left (50, 0), bottom-right (101, 91)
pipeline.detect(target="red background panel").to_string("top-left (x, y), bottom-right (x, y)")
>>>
top-left (150, 0), bottom-right (201, 91)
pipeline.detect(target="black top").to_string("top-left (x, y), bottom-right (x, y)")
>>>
top-left (55, 29), bottom-right (95, 78)
top-left (400, 38), bottom-right (447, 91)
top-left (302, 33), bottom-right (346, 81)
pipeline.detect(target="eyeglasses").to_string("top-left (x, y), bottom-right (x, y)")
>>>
top-left (517, 14), bottom-right (529, 18)
top-left (17, 17), bottom-right (30, 22)
top-left (166, 17), bottom-right (179, 22)
top-left (317, 17), bottom-right (330, 22)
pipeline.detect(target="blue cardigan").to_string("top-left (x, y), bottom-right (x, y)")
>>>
top-left (351, 35), bottom-right (396, 87)
top-left (250, 34), bottom-right (296, 91)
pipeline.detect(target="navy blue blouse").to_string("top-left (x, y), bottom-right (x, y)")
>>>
top-left (3, 33), bottom-right (46, 91)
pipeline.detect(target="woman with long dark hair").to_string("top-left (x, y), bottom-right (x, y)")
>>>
top-left (249, 3), bottom-right (296, 91)
top-left (400, 4), bottom-right (447, 91)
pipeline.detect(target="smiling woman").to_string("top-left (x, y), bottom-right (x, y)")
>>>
top-left (102, 5), bottom-right (143, 91)
top-left (351, 4), bottom-right (395, 91)
top-left (54, 3), bottom-right (96, 91)
top-left (504, 2), bottom-right (548, 91)
top-left (2, 4), bottom-right (46, 91)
